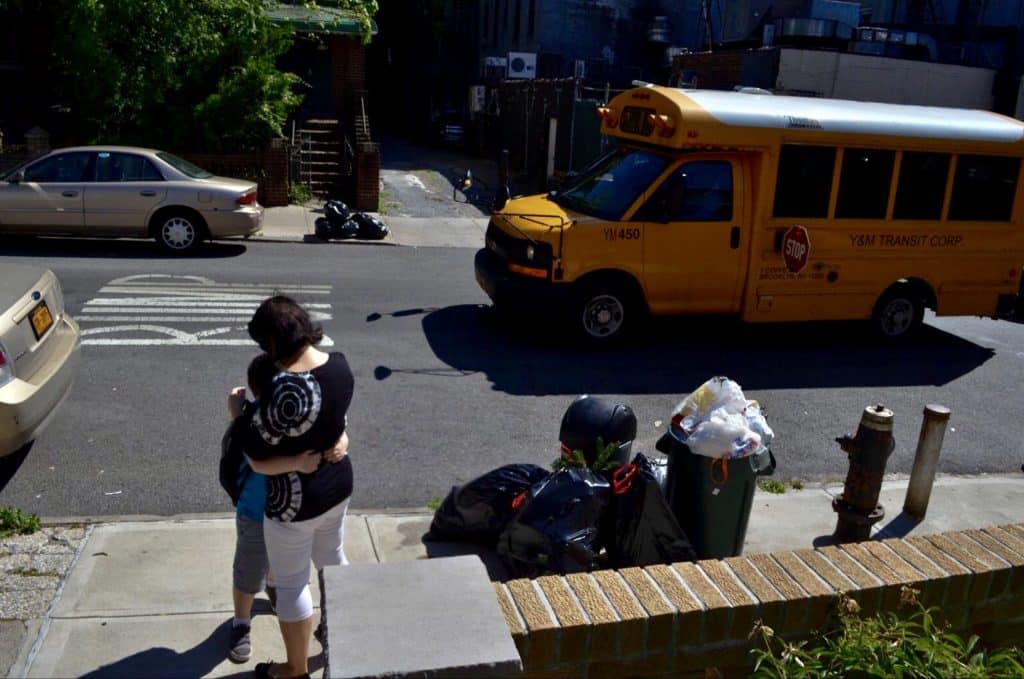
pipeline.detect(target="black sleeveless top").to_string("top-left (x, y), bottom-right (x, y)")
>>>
top-left (243, 352), bottom-right (355, 521)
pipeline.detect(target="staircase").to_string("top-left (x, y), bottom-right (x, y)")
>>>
top-left (296, 118), bottom-right (348, 199)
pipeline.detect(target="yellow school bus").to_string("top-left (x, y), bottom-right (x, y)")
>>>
top-left (474, 84), bottom-right (1024, 342)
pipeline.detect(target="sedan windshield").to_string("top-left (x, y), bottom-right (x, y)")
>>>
top-left (156, 152), bottom-right (213, 179)
top-left (553, 149), bottom-right (669, 220)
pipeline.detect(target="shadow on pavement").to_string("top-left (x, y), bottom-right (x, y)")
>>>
top-left (370, 304), bottom-right (997, 395)
top-left (0, 236), bottom-right (248, 259)
top-left (78, 621), bottom-right (228, 679)
top-left (0, 442), bottom-right (31, 494)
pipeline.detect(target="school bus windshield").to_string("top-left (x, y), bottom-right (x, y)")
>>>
top-left (552, 149), bottom-right (669, 220)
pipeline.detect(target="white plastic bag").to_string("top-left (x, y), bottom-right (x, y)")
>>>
top-left (670, 376), bottom-right (747, 436)
top-left (668, 377), bottom-right (772, 460)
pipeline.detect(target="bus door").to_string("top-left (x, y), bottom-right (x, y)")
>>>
top-left (635, 157), bottom-right (745, 313)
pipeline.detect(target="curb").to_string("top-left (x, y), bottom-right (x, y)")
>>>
top-left (38, 507), bottom-right (434, 526)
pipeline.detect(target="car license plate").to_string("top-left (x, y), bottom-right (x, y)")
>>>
top-left (29, 301), bottom-right (53, 340)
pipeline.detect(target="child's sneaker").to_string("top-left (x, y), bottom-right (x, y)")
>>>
top-left (228, 623), bottom-right (252, 663)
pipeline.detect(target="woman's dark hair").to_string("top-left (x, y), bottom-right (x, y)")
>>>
top-left (246, 353), bottom-right (278, 399)
top-left (247, 296), bottom-right (324, 361)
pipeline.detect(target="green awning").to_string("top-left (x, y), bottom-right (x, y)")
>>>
top-left (267, 2), bottom-right (378, 36)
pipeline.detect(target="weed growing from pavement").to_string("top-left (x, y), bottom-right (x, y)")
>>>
top-left (758, 480), bottom-right (787, 494)
top-left (0, 506), bottom-right (41, 538)
top-left (789, 478), bottom-right (804, 490)
top-left (427, 497), bottom-right (443, 511)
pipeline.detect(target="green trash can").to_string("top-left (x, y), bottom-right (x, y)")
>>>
top-left (656, 431), bottom-right (775, 560)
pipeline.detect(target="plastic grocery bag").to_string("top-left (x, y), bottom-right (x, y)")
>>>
top-left (601, 453), bottom-right (696, 568)
top-left (668, 377), bottom-right (775, 460)
top-left (496, 467), bottom-right (610, 578)
top-left (428, 464), bottom-right (550, 546)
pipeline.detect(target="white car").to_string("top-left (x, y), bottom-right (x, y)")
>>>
top-left (0, 146), bottom-right (264, 253)
top-left (0, 265), bottom-right (80, 457)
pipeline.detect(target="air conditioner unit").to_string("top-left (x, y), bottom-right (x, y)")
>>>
top-left (574, 59), bottom-right (587, 78)
top-left (507, 52), bottom-right (537, 79)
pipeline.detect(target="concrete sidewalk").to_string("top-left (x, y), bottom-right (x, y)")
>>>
top-left (250, 205), bottom-right (488, 249)
top-left (5, 474), bottom-right (1023, 678)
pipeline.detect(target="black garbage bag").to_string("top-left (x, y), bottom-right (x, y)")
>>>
top-left (324, 200), bottom-right (351, 224)
top-left (428, 464), bottom-right (550, 546)
top-left (496, 467), bottom-right (611, 578)
top-left (351, 212), bottom-right (389, 240)
top-left (601, 453), bottom-right (697, 568)
top-left (314, 217), bottom-right (333, 240)
top-left (333, 218), bottom-right (360, 239)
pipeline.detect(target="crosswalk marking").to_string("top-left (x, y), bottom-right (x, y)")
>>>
top-left (78, 274), bottom-right (335, 347)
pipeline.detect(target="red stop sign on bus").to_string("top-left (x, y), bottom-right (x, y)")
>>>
top-left (782, 225), bottom-right (810, 274)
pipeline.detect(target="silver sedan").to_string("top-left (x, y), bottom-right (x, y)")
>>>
top-left (0, 146), bottom-right (264, 253)
top-left (0, 264), bottom-right (80, 457)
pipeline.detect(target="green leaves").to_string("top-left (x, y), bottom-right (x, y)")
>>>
top-left (29, 0), bottom-right (326, 151)
top-left (551, 437), bottom-right (622, 473)
top-left (749, 588), bottom-right (1024, 678)
top-left (0, 506), bottom-right (42, 538)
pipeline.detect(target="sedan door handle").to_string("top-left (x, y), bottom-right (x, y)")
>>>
top-left (140, 190), bottom-right (157, 197)
top-left (730, 226), bottom-right (740, 249)
top-left (62, 190), bottom-right (79, 197)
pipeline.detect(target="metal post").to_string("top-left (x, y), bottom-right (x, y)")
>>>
top-left (903, 404), bottom-right (951, 520)
top-left (833, 404), bottom-right (895, 542)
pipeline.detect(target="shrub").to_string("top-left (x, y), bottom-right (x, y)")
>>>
top-left (751, 587), bottom-right (1024, 678)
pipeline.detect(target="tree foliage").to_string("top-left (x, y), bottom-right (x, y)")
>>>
top-left (0, 0), bottom-right (379, 151)
top-left (52, 0), bottom-right (304, 151)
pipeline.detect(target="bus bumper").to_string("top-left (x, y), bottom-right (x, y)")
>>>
top-left (474, 248), bottom-right (568, 313)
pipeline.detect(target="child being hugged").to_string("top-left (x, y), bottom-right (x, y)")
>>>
top-left (222, 353), bottom-right (279, 663)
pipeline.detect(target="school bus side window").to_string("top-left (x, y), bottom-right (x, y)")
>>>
top-left (835, 148), bottom-right (895, 219)
top-left (634, 161), bottom-right (733, 222)
top-left (948, 155), bottom-right (1021, 222)
top-left (773, 145), bottom-right (836, 218)
top-left (893, 152), bottom-right (950, 220)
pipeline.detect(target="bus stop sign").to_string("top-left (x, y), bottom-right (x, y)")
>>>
top-left (782, 225), bottom-right (810, 274)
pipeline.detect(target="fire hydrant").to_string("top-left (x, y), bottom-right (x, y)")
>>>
top-left (832, 404), bottom-right (895, 542)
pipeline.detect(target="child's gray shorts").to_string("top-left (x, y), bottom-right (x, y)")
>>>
top-left (233, 515), bottom-right (270, 594)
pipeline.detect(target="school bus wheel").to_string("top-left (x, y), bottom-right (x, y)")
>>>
top-left (572, 275), bottom-right (645, 343)
top-left (872, 282), bottom-right (929, 340)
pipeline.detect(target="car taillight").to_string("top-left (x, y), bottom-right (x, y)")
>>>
top-left (0, 342), bottom-right (12, 387)
top-left (236, 190), bottom-right (258, 206)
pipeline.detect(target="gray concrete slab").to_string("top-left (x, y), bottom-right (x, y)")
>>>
top-left (323, 556), bottom-right (521, 678)
top-left (26, 612), bottom-right (323, 678)
top-left (342, 514), bottom-right (378, 564)
top-left (53, 520), bottom-right (320, 618)
top-left (741, 475), bottom-right (1024, 555)
top-left (365, 515), bottom-right (432, 563)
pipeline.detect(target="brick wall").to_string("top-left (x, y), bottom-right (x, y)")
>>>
top-left (493, 523), bottom-right (1024, 677)
top-left (181, 141), bottom-right (289, 207)
top-left (354, 142), bottom-right (380, 212)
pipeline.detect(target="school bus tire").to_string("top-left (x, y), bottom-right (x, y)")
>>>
top-left (571, 275), bottom-right (645, 344)
top-left (872, 283), bottom-right (927, 340)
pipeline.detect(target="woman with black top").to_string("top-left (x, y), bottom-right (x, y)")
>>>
top-left (241, 296), bottom-right (355, 679)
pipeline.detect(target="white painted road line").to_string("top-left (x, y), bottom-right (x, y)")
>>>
top-left (78, 275), bottom-right (335, 347)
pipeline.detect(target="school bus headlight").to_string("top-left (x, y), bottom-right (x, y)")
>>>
top-left (508, 262), bottom-right (549, 279)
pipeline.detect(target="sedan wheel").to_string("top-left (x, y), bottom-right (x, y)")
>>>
top-left (157, 214), bottom-right (201, 253)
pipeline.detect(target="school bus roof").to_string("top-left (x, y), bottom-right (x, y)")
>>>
top-left (604, 86), bottom-right (1024, 150)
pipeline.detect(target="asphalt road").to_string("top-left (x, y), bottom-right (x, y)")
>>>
top-left (1, 237), bottom-right (1023, 518)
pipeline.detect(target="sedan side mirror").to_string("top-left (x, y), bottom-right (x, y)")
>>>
top-left (8, 170), bottom-right (24, 184)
